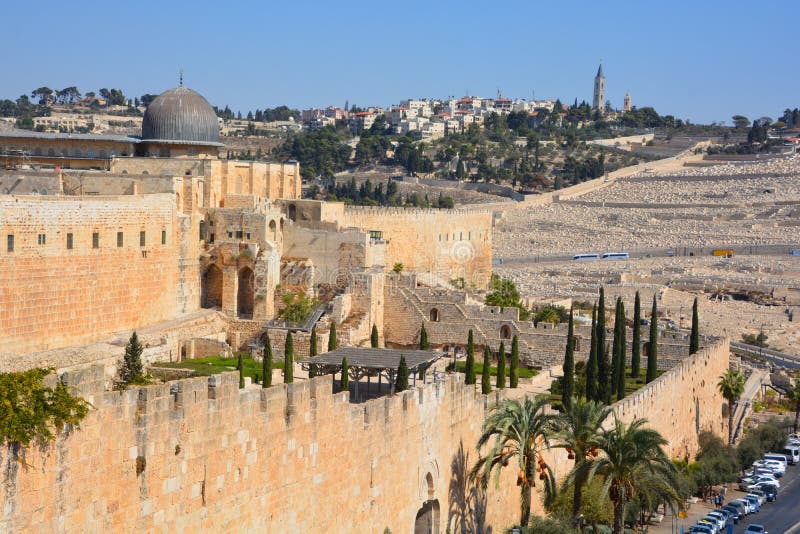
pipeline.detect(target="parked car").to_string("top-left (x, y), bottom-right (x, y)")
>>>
top-left (697, 518), bottom-right (719, 534)
top-left (743, 494), bottom-right (761, 513)
top-left (704, 512), bottom-right (726, 531)
top-left (734, 498), bottom-right (753, 515)
top-left (753, 459), bottom-right (785, 475)
top-left (748, 489), bottom-right (767, 505)
top-left (763, 453), bottom-right (788, 471)
top-left (723, 504), bottom-right (741, 524)
top-left (691, 526), bottom-right (713, 534)
top-left (745, 525), bottom-right (767, 534)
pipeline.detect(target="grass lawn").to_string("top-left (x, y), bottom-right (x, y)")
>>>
top-left (151, 353), bottom-right (284, 380)
top-left (447, 361), bottom-right (538, 379)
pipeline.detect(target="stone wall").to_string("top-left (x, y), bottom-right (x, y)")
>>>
top-left (0, 368), bottom-right (522, 533)
top-left (0, 194), bottom-right (186, 360)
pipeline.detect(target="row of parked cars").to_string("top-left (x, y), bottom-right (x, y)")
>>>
top-left (689, 434), bottom-right (800, 534)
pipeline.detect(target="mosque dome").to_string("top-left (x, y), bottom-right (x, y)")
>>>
top-left (141, 86), bottom-right (220, 144)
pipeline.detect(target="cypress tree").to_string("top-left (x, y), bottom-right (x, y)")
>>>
top-left (236, 351), bottom-right (243, 372)
top-left (371, 324), bottom-right (379, 348)
top-left (328, 322), bottom-right (337, 351)
top-left (496, 342), bottom-right (506, 389)
top-left (284, 331), bottom-right (294, 383)
top-left (586, 305), bottom-right (598, 401)
top-left (120, 331), bottom-right (145, 385)
top-left (509, 335), bottom-right (519, 388)
top-left (690, 297), bottom-right (700, 354)
top-left (308, 327), bottom-right (318, 378)
top-left (481, 347), bottom-right (492, 395)
top-left (647, 295), bottom-right (659, 383)
top-left (616, 300), bottom-right (626, 400)
top-left (465, 330), bottom-right (476, 385)
top-left (611, 297), bottom-right (622, 395)
top-left (239, 364), bottom-right (245, 389)
top-left (419, 322), bottom-right (429, 350)
top-left (562, 307), bottom-right (575, 409)
top-left (395, 355), bottom-right (408, 392)
top-left (262, 333), bottom-right (273, 388)
top-left (631, 292), bottom-right (642, 379)
top-left (597, 287), bottom-right (610, 404)
top-left (340, 357), bottom-right (349, 392)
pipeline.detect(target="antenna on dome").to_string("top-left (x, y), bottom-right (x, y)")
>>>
top-left (179, 68), bottom-right (184, 87)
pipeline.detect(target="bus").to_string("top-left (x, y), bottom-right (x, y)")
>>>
top-left (573, 253), bottom-right (600, 261)
top-left (711, 249), bottom-right (734, 258)
top-left (601, 252), bottom-right (630, 260)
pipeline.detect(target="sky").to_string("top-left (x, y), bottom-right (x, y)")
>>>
top-left (1, 0), bottom-right (798, 124)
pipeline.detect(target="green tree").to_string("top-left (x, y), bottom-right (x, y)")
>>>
top-left (392, 262), bottom-right (404, 274)
top-left (262, 333), bottom-right (273, 388)
top-left (631, 292), bottom-right (641, 379)
top-left (555, 398), bottom-right (612, 520)
top-left (308, 327), bottom-right (318, 378)
top-left (615, 300), bottom-right (626, 401)
top-left (690, 297), bottom-right (700, 355)
top-left (787, 379), bottom-right (800, 433)
top-left (371, 324), bottom-right (380, 348)
top-left (510, 335), bottom-right (520, 388)
top-left (717, 368), bottom-right (745, 445)
top-left (584, 417), bottom-right (682, 534)
top-left (586, 305), bottom-right (599, 401)
top-left (597, 288), bottom-right (610, 404)
top-left (419, 322), bottom-right (429, 350)
top-left (238, 359), bottom-right (245, 389)
top-left (562, 308), bottom-right (575, 409)
top-left (732, 115), bottom-right (750, 129)
top-left (486, 274), bottom-right (530, 320)
top-left (646, 296), bottom-right (658, 383)
top-left (279, 290), bottom-right (317, 323)
top-left (0, 368), bottom-right (91, 459)
top-left (341, 357), bottom-right (349, 392)
top-left (236, 351), bottom-right (243, 371)
top-left (328, 323), bottom-right (337, 351)
top-left (119, 331), bottom-right (146, 386)
top-left (284, 331), bottom-right (294, 383)
top-left (481, 347), bottom-right (492, 395)
top-left (611, 298), bottom-right (622, 399)
top-left (465, 330), bottom-right (476, 385)
top-left (395, 355), bottom-right (409, 392)
top-left (496, 342), bottom-right (506, 389)
top-left (469, 397), bottom-right (555, 528)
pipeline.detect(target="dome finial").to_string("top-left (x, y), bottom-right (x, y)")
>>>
top-left (179, 68), bottom-right (184, 87)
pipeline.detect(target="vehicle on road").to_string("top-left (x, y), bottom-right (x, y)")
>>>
top-left (734, 498), bottom-right (753, 515)
top-left (601, 252), bottom-right (629, 260)
top-left (712, 248), bottom-right (734, 257)
top-left (705, 512), bottom-right (726, 531)
top-left (748, 489), bottom-right (767, 505)
top-left (782, 445), bottom-right (800, 464)
top-left (572, 253), bottom-right (599, 261)
top-left (743, 494), bottom-right (761, 513)
top-left (745, 525), bottom-right (767, 534)
top-left (753, 459), bottom-right (784, 475)
top-left (764, 453), bottom-right (788, 471)
top-left (723, 504), bottom-right (741, 523)
top-left (750, 482), bottom-right (778, 501)
top-left (691, 525), bottom-right (713, 534)
top-left (697, 518), bottom-right (719, 534)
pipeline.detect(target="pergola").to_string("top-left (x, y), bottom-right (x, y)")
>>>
top-left (297, 347), bottom-right (442, 401)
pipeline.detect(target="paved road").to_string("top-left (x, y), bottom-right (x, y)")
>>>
top-left (729, 461), bottom-right (800, 534)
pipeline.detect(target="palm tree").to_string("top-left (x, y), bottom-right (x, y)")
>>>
top-left (470, 396), bottom-right (555, 527)
top-left (583, 417), bottom-right (681, 534)
top-left (717, 369), bottom-right (746, 445)
top-left (554, 397), bottom-right (612, 520)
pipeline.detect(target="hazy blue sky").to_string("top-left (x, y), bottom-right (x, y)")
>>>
top-left (2, 0), bottom-right (798, 124)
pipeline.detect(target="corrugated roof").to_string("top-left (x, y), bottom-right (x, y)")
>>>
top-left (141, 86), bottom-right (221, 144)
top-left (0, 129), bottom-right (138, 143)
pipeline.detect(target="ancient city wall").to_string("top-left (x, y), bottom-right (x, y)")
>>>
top-left (0, 194), bottom-right (183, 361)
top-left (339, 206), bottom-right (494, 288)
top-left (611, 338), bottom-right (730, 458)
top-left (0, 368), bottom-right (521, 534)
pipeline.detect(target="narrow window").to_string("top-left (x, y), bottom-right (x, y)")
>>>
top-left (245, 232), bottom-right (250, 240)
top-left (468, 232), bottom-right (471, 240)
top-left (7, 235), bottom-right (14, 252)
top-left (92, 232), bottom-right (99, 249)
top-left (161, 230), bottom-right (166, 245)
top-left (117, 232), bottom-right (123, 247)
top-left (139, 231), bottom-right (146, 247)
top-left (38, 233), bottom-right (46, 245)
top-left (227, 231), bottom-right (233, 238)
top-left (459, 232), bottom-right (463, 240)
top-left (438, 234), bottom-right (441, 242)
top-left (235, 230), bottom-right (243, 239)
top-left (66, 233), bottom-right (73, 249)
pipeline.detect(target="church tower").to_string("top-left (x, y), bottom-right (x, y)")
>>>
top-left (623, 90), bottom-right (632, 113)
top-left (593, 63), bottom-right (605, 110)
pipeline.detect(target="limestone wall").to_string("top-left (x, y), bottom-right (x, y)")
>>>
top-left (0, 194), bottom-right (187, 360)
top-left (0, 368), bottom-right (521, 533)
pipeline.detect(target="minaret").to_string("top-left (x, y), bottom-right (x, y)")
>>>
top-left (593, 63), bottom-right (605, 110)
top-left (623, 90), bottom-right (632, 113)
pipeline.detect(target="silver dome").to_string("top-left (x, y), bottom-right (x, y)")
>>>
top-left (141, 86), bottom-right (220, 144)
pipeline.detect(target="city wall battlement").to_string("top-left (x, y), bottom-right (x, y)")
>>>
top-left (0, 338), bottom-right (730, 532)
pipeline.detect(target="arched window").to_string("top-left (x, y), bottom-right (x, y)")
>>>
top-left (288, 204), bottom-right (297, 221)
top-left (202, 265), bottom-right (223, 309)
top-left (500, 325), bottom-right (511, 339)
top-left (429, 308), bottom-right (440, 322)
top-left (237, 267), bottom-right (255, 318)
top-left (269, 220), bottom-right (277, 241)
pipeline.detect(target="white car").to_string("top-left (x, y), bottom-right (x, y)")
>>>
top-left (749, 475), bottom-right (780, 488)
top-left (704, 512), bottom-right (726, 531)
top-left (753, 459), bottom-right (784, 475)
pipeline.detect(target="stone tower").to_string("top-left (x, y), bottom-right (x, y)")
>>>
top-left (593, 63), bottom-right (605, 110)
top-left (623, 90), bottom-right (632, 113)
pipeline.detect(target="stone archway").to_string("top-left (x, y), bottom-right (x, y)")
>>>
top-left (237, 267), bottom-right (255, 318)
top-left (500, 325), bottom-right (511, 339)
top-left (202, 265), bottom-right (223, 309)
top-left (430, 308), bottom-right (440, 322)
top-left (414, 499), bottom-right (440, 534)
top-left (288, 204), bottom-right (297, 221)
top-left (269, 220), bottom-right (277, 241)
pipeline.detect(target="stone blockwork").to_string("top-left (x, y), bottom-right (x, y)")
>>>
top-left (0, 368), bottom-right (521, 533)
top-left (0, 194), bottom-right (183, 360)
